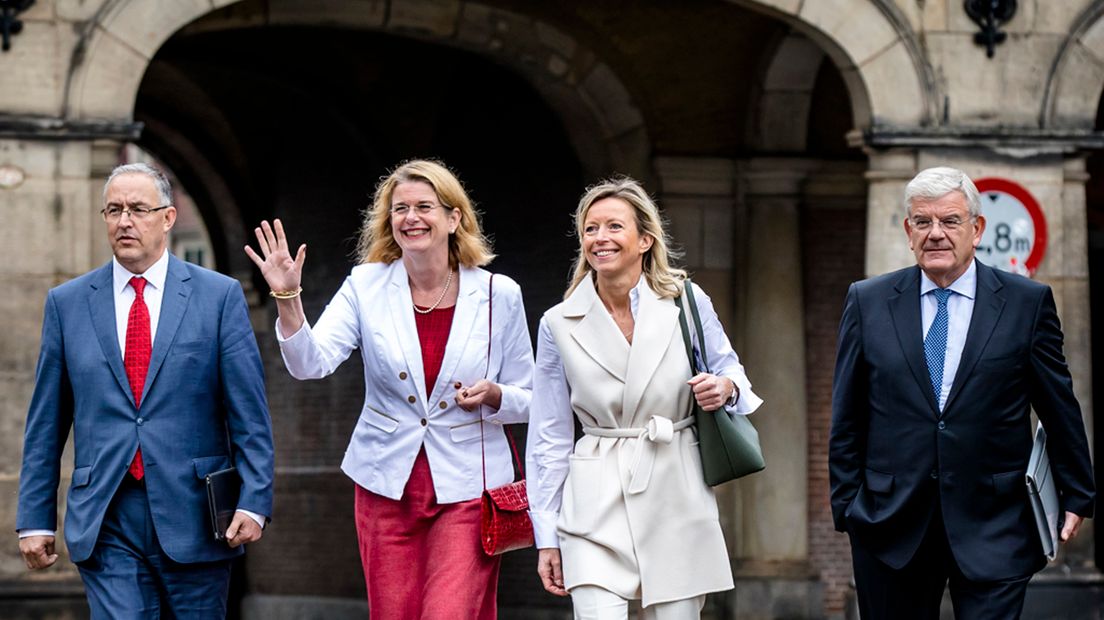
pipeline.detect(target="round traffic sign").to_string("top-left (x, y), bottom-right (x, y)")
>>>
top-left (974, 177), bottom-right (1047, 276)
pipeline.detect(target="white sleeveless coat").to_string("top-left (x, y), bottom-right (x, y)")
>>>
top-left (544, 277), bottom-right (734, 605)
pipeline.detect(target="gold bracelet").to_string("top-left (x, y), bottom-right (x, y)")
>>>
top-left (269, 287), bottom-right (302, 300)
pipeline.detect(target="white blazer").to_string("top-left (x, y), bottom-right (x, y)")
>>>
top-left (277, 261), bottom-right (534, 503)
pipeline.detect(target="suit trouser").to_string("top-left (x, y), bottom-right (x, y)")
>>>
top-left (850, 511), bottom-right (1032, 620)
top-left (76, 478), bottom-right (232, 620)
top-left (570, 585), bottom-right (706, 620)
top-left (355, 446), bottom-right (501, 620)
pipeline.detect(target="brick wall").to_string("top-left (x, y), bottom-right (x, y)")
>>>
top-left (802, 204), bottom-right (867, 616)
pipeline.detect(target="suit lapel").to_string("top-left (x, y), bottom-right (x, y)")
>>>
top-left (429, 267), bottom-right (480, 408)
top-left (887, 266), bottom-right (940, 415)
top-left (622, 286), bottom-right (678, 423)
top-left (87, 263), bottom-right (133, 406)
top-left (387, 261), bottom-right (427, 412)
top-left (943, 261), bottom-right (1005, 414)
top-left (143, 256), bottom-right (191, 404)
top-left (567, 277), bottom-right (629, 383)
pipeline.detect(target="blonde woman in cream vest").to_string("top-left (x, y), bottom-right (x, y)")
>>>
top-left (526, 177), bottom-right (762, 619)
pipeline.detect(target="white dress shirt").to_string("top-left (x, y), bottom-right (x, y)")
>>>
top-left (920, 260), bottom-right (977, 411)
top-left (526, 277), bottom-right (763, 547)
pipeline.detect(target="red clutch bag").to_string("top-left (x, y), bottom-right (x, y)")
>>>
top-left (478, 274), bottom-right (534, 556)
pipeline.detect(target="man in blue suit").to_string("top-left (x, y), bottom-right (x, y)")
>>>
top-left (830, 166), bottom-right (1094, 619)
top-left (16, 163), bottom-right (274, 618)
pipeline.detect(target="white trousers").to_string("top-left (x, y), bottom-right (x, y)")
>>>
top-left (571, 585), bottom-right (706, 620)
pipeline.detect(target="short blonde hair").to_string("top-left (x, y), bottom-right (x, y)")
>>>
top-left (356, 159), bottom-right (495, 267)
top-left (565, 176), bottom-right (686, 299)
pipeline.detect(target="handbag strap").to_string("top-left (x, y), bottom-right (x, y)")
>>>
top-left (676, 278), bottom-right (708, 375)
top-left (479, 275), bottom-right (526, 492)
top-left (682, 279), bottom-right (710, 372)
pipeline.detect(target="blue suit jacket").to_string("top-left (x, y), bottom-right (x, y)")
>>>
top-left (829, 260), bottom-right (1095, 581)
top-left (16, 256), bottom-right (274, 564)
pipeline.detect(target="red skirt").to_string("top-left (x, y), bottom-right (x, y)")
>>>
top-left (355, 446), bottom-right (501, 619)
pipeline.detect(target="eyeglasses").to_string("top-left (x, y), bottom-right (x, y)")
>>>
top-left (908, 216), bottom-right (973, 232)
top-left (390, 203), bottom-right (450, 216)
top-left (101, 205), bottom-right (171, 222)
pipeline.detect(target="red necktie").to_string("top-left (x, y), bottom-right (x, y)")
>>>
top-left (124, 276), bottom-right (151, 480)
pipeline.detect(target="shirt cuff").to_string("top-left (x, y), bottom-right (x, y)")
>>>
top-left (237, 509), bottom-right (267, 529)
top-left (18, 529), bottom-right (55, 538)
top-left (274, 319), bottom-right (306, 343)
top-left (529, 510), bottom-right (561, 548)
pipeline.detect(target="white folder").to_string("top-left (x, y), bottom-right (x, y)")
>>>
top-left (1025, 423), bottom-right (1060, 561)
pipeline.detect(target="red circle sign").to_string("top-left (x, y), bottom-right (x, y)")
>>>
top-left (973, 178), bottom-right (1048, 276)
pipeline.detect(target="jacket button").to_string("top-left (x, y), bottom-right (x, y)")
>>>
top-left (136, 417), bottom-right (144, 425)
top-left (399, 372), bottom-right (408, 380)
top-left (930, 470), bottom-right (939, 479)
top-left (420, 419), bottom-right (427, 427)
top-left (408, 395), bottom-right (416, 404)
top-left (937, 421), bottom-right (946, 430)
top-left (439, 401), bottom-right (447, 410)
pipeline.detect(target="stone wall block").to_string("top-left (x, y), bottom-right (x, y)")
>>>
top-left (920, 0), bottom-right (948, 31)
top-left (70, 28), bottom-right (149, 119)
top-left (455, 2), bottom-right (495, 48)
top-left (1034, 1), bottom-right (1083, 35)
top-left (20, 0), bottom-right (56, 20)
top-left (98, 0), bottom-right (214, 59)
top-left (0, 22), bottom-right (68, 116)
top-left (387, 0), bottom-right (461, 38)
top-left (606, 125), bottom-right (651, 180)
top-left (742, 0), bottom-right (801, 17)
top-left (703, 201), bottom-right (735, 270)
top-left (1050, 44), bottom-right (1104, 129)
top-left (756, 92), bottom-right (812, 152)
top-left (579, 63), bottom-right (645, 138)
top-left (859, 41), bottom-right (925, 126)
top-left (929, 34), bottom-right (1062, 126)
top-left (800, 0), bottom-right (899, 68)
top-left (534, 21), bottom-right (577, 59)
top-left (763, 35), bottom-right (823, 90)
top-left (864, 179), bottom-right (913, 277)
top-left (269, 0), bottom-right (386, 28)
top-left (662, 201), bottom-right (704, 269)
top-left (57, 0), bottom-right (108, 22)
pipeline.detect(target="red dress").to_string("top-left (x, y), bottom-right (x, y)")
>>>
top-left (354, 304), bottom-right (500, 619)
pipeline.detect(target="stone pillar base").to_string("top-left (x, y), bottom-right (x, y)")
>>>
top-left (720, 561), bottom-right (824, 620)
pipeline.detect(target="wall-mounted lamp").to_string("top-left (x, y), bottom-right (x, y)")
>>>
top-left (1, 0), bottom-right (35, 53)
top-left (964, 0), bottom-right (1017, 58)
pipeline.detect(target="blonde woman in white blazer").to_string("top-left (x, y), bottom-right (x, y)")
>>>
top-left (245, 160), bottom-right (533, 620)
top-left (526, 177), bottom-right (762, 620)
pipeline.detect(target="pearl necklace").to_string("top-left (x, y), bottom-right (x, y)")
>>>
top-left (412, 269), bottom-right (454, 314)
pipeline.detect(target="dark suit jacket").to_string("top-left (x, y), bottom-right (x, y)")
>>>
top-left (16, 256), bottom-right (274, 564)
top-left (829, 260), bottom-right (1094, 581)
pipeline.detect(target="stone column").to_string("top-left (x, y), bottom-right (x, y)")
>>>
top-left (735, 158), bottom-right (811, 567)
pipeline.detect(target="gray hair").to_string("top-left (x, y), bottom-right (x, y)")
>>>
top-left (103, 163), bottom-right (173, 207)
top-left (904, 166), bottom-right (980, 219)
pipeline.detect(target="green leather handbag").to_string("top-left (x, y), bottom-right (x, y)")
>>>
top-left (677, 280), bottom-right (766, 486)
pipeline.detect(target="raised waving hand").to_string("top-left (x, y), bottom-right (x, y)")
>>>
top-left (244, 219), bottom-right (307, 336)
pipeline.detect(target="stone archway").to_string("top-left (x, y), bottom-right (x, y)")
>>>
top-left (63, 0), bottom-right (654, 180)
top-left (1043, 3), bottom-right (1104, 128)
top-left (734, 0), bottom-right (936, 129)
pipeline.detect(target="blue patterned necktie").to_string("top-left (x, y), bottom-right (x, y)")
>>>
top-left (924, 288), bottom-right (952, 403)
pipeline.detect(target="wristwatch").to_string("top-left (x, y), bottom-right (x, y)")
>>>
top-left (725, 381), bottom-right (740, 408)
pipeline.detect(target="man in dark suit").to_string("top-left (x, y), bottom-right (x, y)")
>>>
top-left (16, 163), bottom-right (274, 618)
top-left (830, 166), bottom-right (1094, 618)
